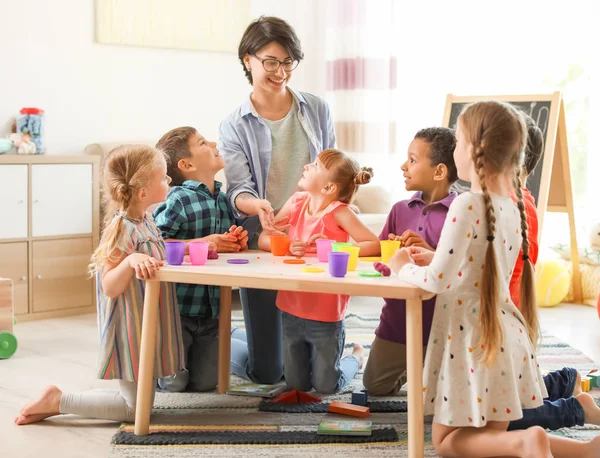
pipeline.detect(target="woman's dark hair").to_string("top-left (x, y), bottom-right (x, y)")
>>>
top-left (238, 16), bottom-right (304, 84)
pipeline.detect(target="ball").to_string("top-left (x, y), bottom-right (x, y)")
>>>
top-left (535, 260), bottom-right (571, 307)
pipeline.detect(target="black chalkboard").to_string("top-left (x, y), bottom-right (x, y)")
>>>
top-left (446, 100), bottom-right (552, 203)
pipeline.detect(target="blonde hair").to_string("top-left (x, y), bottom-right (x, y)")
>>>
top-left (459, 101), bottom-right (538, 365)
top-left (89, 145), bottom-right (166, 275)
top-left (318, 149), bottom-right (373, 204)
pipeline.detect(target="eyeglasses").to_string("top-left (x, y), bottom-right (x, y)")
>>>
top-left (252, 55), bottom-right (299, 73)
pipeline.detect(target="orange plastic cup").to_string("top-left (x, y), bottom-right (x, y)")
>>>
top-left (270, 234), bottom-right (290, 256)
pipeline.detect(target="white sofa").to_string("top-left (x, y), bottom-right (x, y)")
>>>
top-left (84, 142), bottom-right (391, 237)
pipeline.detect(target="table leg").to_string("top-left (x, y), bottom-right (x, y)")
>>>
top-left (134, 280), bottom-right (160, 435)
top-left (406, 298), bottom-right (424, 458)
top-left (218, 286), bottom-right (232, 394)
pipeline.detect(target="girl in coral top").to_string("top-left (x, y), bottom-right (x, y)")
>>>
top-left (258, 149), bottom-right (379, 393)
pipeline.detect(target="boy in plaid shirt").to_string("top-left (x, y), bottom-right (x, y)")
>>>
top-left (153, 126), bottom-right (248, 392)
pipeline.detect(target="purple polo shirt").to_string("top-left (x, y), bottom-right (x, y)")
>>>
top-left (375, 191), bottom-right (457, 346)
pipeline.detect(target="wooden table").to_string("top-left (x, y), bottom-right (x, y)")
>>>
top-left (134, 252), bottom-right (432, 458)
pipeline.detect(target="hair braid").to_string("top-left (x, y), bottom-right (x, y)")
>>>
top-left (475, 147), bottom-right (502, 365)
top-left (513, 170), bottom-right (539, 349)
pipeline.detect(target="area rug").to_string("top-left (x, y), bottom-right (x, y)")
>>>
top-left (109, 309), bottom-right (600, 457)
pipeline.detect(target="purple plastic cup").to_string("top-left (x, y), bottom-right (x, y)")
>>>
top-left (165, 241), bottom-right (185, 265)
top-left (315, 239), bottom-right (335, 262)
top-left (328, 251), bottom-right (350, 278)
top-left (189, 241), bottom-right (209, 266)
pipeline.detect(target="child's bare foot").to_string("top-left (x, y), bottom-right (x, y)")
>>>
top-left (582, 435), bottom-right (600, 458)
top-left (352, 344), bottom-right (365, 369)
top-left (519, 426), bottom-right (552, 458)
top-left (14, 385), bottom-right (62, 425)
top-left (573, 371), bottom-right (582, 396)
top-left (576, 392), bottom-right (600, 425)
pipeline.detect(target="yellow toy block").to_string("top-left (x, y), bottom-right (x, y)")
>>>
top-left (581, 377), bottom-right (591, 392)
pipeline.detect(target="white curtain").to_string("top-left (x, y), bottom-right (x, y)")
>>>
top-left (324, 0), bottom-right (599, 243)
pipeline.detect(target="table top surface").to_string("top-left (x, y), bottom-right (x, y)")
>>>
top-left (151, 252), bottom-right (432, 300)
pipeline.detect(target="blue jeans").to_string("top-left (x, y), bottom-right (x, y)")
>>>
top-left (281, 312), bottom-right (360, 394)
top-left (157, 315), bottom-right (218, 392)
top-left (230, 288), bottom-right (284, 384)
top-left (508, 367), bottom-right (584, 431)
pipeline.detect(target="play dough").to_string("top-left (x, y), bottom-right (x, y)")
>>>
top-left (302, 267), bottom-right (325, 273)
top-left (358, 271), bottom-right (382, 277)
top-left (284, 259), bottom-right (306, 264)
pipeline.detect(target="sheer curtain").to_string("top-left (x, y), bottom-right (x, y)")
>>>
top-left (324, 0), bottom-right (598, 245)
top-left (324, 0), bottom-right (403, 195)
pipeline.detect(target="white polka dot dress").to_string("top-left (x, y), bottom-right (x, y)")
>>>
top-left (398, 192), bottom-right (547, 427)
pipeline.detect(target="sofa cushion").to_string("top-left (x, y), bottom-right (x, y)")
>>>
top-left (353, 184), bottom-right (392, 214)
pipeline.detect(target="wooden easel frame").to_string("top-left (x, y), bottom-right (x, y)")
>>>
top-left (442, 92), bottom-right (582, 302)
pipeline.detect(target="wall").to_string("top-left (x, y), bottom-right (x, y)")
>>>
top-left (0, 0), bottom-right (322, 154)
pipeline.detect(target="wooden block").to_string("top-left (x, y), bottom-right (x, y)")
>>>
top-left (588, 373), bottom-right (600, 388)
top-left (0, 278), bottom-right (13, 332)
top-left (328, 401), bottom-right (370, 418)
top-left (581, 377), bottom-right (591, 392)
top-left (351, 389), bottom-right (368, 406)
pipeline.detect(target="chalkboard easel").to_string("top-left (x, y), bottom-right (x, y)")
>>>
top-left (442, 92), bottom-right (582, 302)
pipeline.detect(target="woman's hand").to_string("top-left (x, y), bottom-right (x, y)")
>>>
top-left (406, 246), bottom-right (435, 266)
top-left (129, 254), bottom-right (163, 280)
top-left (388, 247), bottom-right (414, 274)
top-left (255, 199), bottom-right (290, 235)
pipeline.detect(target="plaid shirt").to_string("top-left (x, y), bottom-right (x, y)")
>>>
top-left (153, 180), bottom-right (235, 318)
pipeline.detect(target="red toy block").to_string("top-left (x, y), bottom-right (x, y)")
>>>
top-left (328, 401), bottom-right (370, 418)
top-left (272, 389), bottom-right (322, 403)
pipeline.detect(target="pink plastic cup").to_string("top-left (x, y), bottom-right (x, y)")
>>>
top-left (188, 241), bottom-right (209, 266)
top-left (315, 239), bottom-right (335, 262)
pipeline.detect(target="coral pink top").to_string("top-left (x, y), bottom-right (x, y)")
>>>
top-left (276, 192), bottom-right (350, 322)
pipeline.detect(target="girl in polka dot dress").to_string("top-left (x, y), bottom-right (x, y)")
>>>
top-left (389, 101), bottom-right (600, 457)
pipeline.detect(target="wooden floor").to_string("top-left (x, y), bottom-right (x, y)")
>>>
top-left (1, 298), bottom-right (599, 458)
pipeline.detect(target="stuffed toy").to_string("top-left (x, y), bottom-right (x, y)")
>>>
top-left (8, 132), bottom-right (36, 155)
top-left (590, 223), bottom-right (600, 250)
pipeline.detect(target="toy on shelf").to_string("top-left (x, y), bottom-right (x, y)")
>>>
top-left (16, 107), bottom-right (45, 154)
top-left (0, 278), bottom-right (18, 359)
top-left (590, 223), bottom-right (600, 250)
top-left (8, 132), bottom-right (36, 155)
top-left (328, 400), bottom-right (370, 418)
top-left (0, 138), bottom-right (13, 154)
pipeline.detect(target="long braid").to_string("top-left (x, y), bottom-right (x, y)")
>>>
top-left (514, 170), bottom-right (539, 348)
top-left (476, 147), bottom-right (502, 365)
